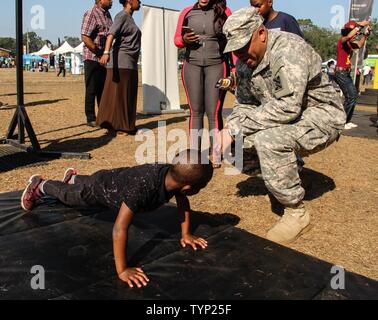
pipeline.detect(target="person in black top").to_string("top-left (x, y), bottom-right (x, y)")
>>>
top-left (250, 0), bottom-right (304, 38)
top-left (21, 149), bottom-right (214, 288)
top-left (57, 55), bottom-right (66, 77)
top-left (217, 0), bottom-right (303, 94)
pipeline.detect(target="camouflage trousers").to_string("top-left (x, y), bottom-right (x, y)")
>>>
top-left (228, 116), bottom-right (340, 206)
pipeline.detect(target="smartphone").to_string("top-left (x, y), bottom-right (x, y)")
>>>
top-left (182, 26), bottom-right (194, 33)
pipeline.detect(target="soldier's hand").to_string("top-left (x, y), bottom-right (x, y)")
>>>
top-left (216, 73), bottom-right (236, 93)
top-left (216, 77), bottom-right (233, 90)
top-left (230, 72), bottom-right (236, 91)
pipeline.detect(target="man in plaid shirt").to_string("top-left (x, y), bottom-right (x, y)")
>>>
top-left (81, 0), bottom-right (113, 127)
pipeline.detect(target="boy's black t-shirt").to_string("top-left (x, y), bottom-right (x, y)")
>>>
top-left (92, 164), bottom-right (176, 213)
top-left (265, 12), bottom-right (304, 38)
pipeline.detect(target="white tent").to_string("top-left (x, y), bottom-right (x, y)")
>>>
top-left (71, 42), bottom-right (84, 75)
top-left (54, 41), bottom-right (74, 55)
top-left (71, 53), bottom-right (83, 75)
top-left (142, 5), bottom-right (181, 114)
top-left (31, 44), bottom-right (53, 56)
top-left (73, 42), bottom-right (84, 55)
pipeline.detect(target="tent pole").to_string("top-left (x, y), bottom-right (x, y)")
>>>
top-left (15, 0), bottom-right (24, 144)
top-left (3, 0), bottom-right (90, 160)
top-left (161, 7), bottom-right (167, 111)
top-left (6, 0), bottom-right (40, 149)
top-left (16, 0), bottom-right (24, 112)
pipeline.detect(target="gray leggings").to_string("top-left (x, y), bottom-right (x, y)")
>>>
top-left (182, 61), bottom-right (227, 149)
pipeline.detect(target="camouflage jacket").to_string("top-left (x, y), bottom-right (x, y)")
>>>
top-left (231, 31), bottom-right (346, 135)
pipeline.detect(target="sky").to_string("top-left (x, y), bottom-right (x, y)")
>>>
top-left (0, 0), bottom-right (377, 42)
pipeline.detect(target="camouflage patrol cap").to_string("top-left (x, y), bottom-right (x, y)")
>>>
top-left (223, 7), bottom-right (264, 53)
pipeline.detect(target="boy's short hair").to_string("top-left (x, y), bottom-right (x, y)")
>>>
top-left (171, 150), bottom-right (214, 187)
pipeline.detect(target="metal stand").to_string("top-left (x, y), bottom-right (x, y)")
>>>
top-left (3, 0), bottom-right (90, 160)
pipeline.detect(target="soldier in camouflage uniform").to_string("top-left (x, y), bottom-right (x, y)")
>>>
top-left (221, 7), bottom-right (346, 243)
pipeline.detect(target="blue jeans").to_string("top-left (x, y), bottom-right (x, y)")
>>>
top-left (335, 70), bottom-right (358, 123)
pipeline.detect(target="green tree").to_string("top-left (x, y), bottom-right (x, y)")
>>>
top-left (0, 37), bottom-right (16, 55)
top-left (64, 36), bottom-right (82, 48)
top-left (298, 19), bottom-right (339, 61)
top-left (297, 19), bottom-right (314, 32)
top-left (365, 18), bottom-right (378, 56)
top-left (23, 31), bottom-right (44, 53)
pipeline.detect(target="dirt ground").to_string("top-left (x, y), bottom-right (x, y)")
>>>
top-left (1, 68), bottom-right (377, 282)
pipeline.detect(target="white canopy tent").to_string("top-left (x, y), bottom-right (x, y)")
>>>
top-left (142, 5), bottom-right (181, 114)
top-left (53, 42), bottom-right (74, 73)
top-left (31, 44), bottom-right (53, 56)
top-left (71, 42), bottom-right (84, 75)
top-left (73, 42), bottom-right (84, 54)
top-left (54, 41), bottom-right (74, 55)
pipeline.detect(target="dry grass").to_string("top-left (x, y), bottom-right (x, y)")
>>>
top-left (0, 68), bottom-right (377, 281)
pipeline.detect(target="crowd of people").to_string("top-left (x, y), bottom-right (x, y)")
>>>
top-left (0, 57), bottom-right (15, 68)
top-left (30, 60), bottom-right (49, 72)
top-left (19, 0), bottom-right (377, 289)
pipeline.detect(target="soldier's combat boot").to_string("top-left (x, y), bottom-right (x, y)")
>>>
top-left (267, 202), bottom-right (311, 244)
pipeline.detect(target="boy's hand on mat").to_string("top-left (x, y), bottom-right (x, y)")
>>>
top-left (118, 268), bottom-right (149, 288)
top-left (181, 234), bottom-right (208, 251)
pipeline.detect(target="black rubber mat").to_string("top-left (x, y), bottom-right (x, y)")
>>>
top-left (357, 89), bottom-right (378, 106)
top-left (0, 145), bottom-right (49, 173)
top-left (342, 110), bottom-right (378, 140)
top-left (0, 191), bottom-right (377, 300)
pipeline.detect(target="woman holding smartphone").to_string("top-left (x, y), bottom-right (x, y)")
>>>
top-left (174, 0), bottom-right (234, 167)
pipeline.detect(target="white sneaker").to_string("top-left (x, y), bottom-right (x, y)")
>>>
top-left (267, 203), bottom-right (311, 244)
top-left (344, 123), bottom-right (353, 130)
top-left (348, 122), bottom-right (358, 128)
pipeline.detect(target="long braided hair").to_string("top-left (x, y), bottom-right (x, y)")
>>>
top-left (213, 0), bottom-right (228, 35)
top-left (193, 1), bottom-right (228, 34)
top-left (192, 1), bottom-right (229, 55)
